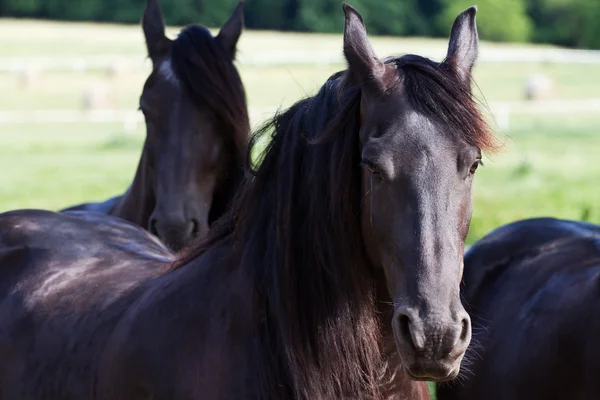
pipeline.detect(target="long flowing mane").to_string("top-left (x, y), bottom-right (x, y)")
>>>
top-left (177, 71), bottom-right (383, 398)
top-left (174, 54), bottom-right (496, 398)
top-left (170, 25), bottom-right (250, 223)
top-left (389, 54), bottom-right (498, 152)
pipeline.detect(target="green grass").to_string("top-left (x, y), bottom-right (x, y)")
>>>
top-left (0, 123), bottom-right (143, 211)
top-left (0, 18), bottom-right (599, 238)
top-left (3, 114), bottom-right (597, 247)
top-left (467, 113), bottom-right (600, 243)
top-left (1, 18), bottom-right (600, 400)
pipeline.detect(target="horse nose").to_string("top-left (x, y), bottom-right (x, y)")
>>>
top-left (397, 312), bottom-right (426, 351)
top-left (148, 216), bottom-right (204, 251)
top-left (396, 311), bottom-right (470, 352)
top-left (393, 307), bottom-right (471, 381)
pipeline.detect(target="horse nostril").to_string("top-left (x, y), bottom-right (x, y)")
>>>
top-left (460, 317), bottom-right (470, 342)
top-left (190, 219), bottom-right (199, 236)
top-left (398, 314), bottom-right (415, 351)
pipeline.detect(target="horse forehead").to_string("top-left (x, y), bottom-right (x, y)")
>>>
top-left (384, 110), bottom-right (453, 153)
top-left (158, 59), bottom-right (181, 87)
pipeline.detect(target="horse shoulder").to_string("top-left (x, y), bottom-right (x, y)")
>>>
top-left (98, 248), bottom-right (254, 399)
top-left (0, 210), bottom-right (173, 398)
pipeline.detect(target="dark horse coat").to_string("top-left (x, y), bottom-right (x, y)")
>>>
top-left (437, 217), bottom-right (600, 400)
top-left (0, 4), bottom-right (496, 399)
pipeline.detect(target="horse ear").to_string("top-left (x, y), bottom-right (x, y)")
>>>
top-left (217, 2), bottom-right (244, 59)
top-left (444, 6), bottom-right (479, 84)
top-left (142, 0), bottom-right (170, 61)
top-left (342, 3), bottom-right (385, 89)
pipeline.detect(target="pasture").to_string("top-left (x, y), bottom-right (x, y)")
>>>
top-left (0, 17), bottom-right (599, 247)
top-left (0, 15), bottom-right (599, 400)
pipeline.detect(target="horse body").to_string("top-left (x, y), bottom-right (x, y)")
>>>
top-left (0, 211), bottom-right (428, 400)
top-left (99, 243), bottom-right (263, 399)
top-left (98, 249), bottom-right (433, 400)
top-left (0, 4), bottom-right (496, 399)
top-left (62, 0), bottom-right (249, 251)
top-left (437, 218), bottom-right (600, 400)
top-left (0, 210), bottom-right (173, 399)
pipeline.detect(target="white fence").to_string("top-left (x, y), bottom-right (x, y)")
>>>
top-left (2, 46), bottom-right (598, 132)
top-left (489, 99), bottom-right (600, 130)
top-left (0, 108), bottom-right (278, 133)
top-left (0, 99), bottom-right (599, 132)
top-left (1, 47), bottom-right (600, 72)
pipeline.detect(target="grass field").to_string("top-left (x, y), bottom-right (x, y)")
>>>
top-left (1, 18), bottom-right (599, 400)
top-left (1, 18), bottom-right (599, 244)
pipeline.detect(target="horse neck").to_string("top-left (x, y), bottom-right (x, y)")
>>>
top-left (111, 149), bottom-right (155, 227)
top-left (208, 156), bottom-right (244, 225)
top-left (234, 109), bottom-right (386, 399)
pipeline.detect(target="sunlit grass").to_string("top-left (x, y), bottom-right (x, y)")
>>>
top-left (0, 19), bottom-right (598, 236)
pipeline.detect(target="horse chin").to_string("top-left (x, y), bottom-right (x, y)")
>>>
top-left (402, 363), bottom-right (460, 382)
top-left (394, 329), bottom-right (465, 382)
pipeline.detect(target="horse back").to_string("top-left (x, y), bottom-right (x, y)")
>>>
top-left (439, 219), bottom-right (600, 400)
top-left (462, 217), bottom-right (600, 304)
top-left (0, 209), bottom-right (173, 399)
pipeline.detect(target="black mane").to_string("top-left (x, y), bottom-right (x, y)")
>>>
top-left (177, 72), bottom-right (383, 398)
top-left (237, 72), bottom-right (384, 399)
top-left (387, 54), bottom-right (497, 152)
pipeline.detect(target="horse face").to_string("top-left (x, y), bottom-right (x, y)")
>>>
top-left (138, 0), bottom-right (243, 251)
top-left (343, 4), bottom-right (484, 381)
top-left (358, 96), bottom-right (477, 381)
top-left (139, 58), bottom-right (222, 251)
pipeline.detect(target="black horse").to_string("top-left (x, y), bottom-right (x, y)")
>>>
top-left (0, 4), bottom-right (496, 399)
top-left (437, 217), bottom-right (600, 400)
top-left (63, 0), bottom-right (249, 251)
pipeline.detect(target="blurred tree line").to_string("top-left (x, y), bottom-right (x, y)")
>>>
top-left (0, 0), bottom-right (599, 49)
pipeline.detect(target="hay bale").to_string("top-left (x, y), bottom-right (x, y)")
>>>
top-left (18, 66), bottom-right (42, 89)
top-left (524, 73), bottom-right (555, 101)
top-left (81, 84), bottom-right (111, 110)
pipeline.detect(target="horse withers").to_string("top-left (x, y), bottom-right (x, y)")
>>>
top-left (0, 4), bottom-right (496, 399)
top-left (63, 0), bottom-right (249, 251)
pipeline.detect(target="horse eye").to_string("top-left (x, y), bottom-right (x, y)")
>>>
top-left (469, 160), bottom-right (482, 175)
top-left (360, 160), bottom-right (380, 176)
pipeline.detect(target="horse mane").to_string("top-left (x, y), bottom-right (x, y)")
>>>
top-left (175, 71), bottom-right (383, 398)
top-left (173, 54), bottom-right (497, 398)
top-left (170, 24), bottom-right (250, 223)
top-left (387, 54), bottom-right (499, 152)
top-left (241, 73), bottom-right (387, 398)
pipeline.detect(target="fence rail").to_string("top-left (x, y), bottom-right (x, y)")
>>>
top-left (1, 47), bottom-right (600, 72)
top-left (0, 108), bottom-right (277, 132)
top-left (0, 99), bottom-right (599, 132)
